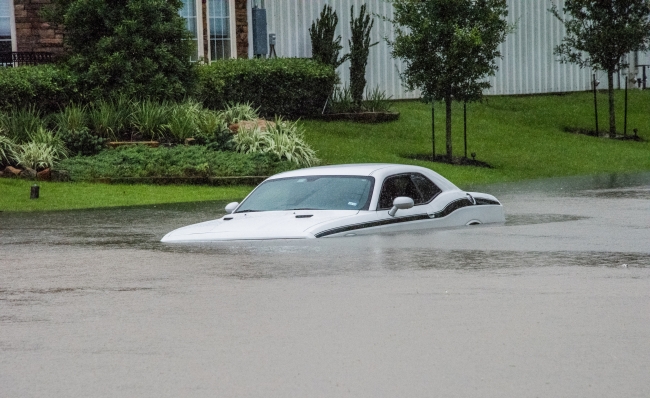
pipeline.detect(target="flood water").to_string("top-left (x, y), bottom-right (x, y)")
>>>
top-left (1, 172), bottom-right (649, 397)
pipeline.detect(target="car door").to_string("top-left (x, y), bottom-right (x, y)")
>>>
top-left (375, 173), bottom-right (442, 233)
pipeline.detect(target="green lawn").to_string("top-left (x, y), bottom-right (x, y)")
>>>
top-left (0, 180), bottom-right (251, 212)
top-left (1, 90), bottom-right (648, 212)
top-left (302, 90), bottom-right (650, 187)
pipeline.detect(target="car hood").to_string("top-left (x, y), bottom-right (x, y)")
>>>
top-left (160, 210), bottom-right (359, 242)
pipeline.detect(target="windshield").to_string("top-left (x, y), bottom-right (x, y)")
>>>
top-left (235, 176), bottom-right (375, 213)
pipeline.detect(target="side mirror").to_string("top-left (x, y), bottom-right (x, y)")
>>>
top-left (225, 202), bottom-right (239, 214)
top-left (388, 196), bottom-right (414, 217)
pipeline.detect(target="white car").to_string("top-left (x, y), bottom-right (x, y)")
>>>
top-left (160, 164), bottom-right (505, 242)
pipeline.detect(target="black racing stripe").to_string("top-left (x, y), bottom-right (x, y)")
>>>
top-left (315, 197), bottom-right (501, 238)
top-left (431, 198), bottom-right (473, 218)
top-left (474, 197), bottom-right (500, 206)
top-left (314, 214), bottom-right (431, 238)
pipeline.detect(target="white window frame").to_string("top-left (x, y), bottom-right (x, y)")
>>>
top-left (194, 0), bottom-right (204, 60)
top-left (205, 0), bottom-right (237, 62)
top-left (0, 0), bottom-right (17, 52)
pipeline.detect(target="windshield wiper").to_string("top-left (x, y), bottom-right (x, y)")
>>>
top-left (236, 209), bottom-right (262, 213)
top-left (288, 208), bottom-right (320, 210)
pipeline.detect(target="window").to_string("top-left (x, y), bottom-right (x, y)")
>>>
top-left (207, 0), bottom-right (232, 60)
top-left (178, 0), bottom-right (235, 62)
top-left (378, 174), bottom-right (442, 210)
top-left (178, 0), bottom-right (200, 61)
top-left (0, 0), bottom-right (13, 53)
top-left (236, 176), bottom-right (375, 212)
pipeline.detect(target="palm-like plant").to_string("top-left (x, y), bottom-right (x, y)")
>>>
top-left (130, 100), bottom-right (171, 141)
top-left (219, 102), bottom-right (259, 125)
top-left (233, 118), bottom-right (319, 167)
top-left (0, 106), bottom-right (46, 143)
top-left (167, 101), bottom-right (201, 142)
top-left (0, 134), bottom-right (17, 165)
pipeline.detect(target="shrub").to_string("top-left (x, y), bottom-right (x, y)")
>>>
top-left (167, 101), bottom-right (201, 142)
top-left (87, 97), bottom-right (132, 140)
top-left (62, 0), bottom-right (196, 101)
top-left (220, 102), bottom-right (259, 125)
top-left (29, 127), bottom-right (68, 160)
top-left (197, 58), bottom-right (336, 118)
top-left (129, 100), bottom-right (171, 141)
top-left (363, 86), bottom-right (393, 112)
top-left (233, 118), bottom-right (319, 167)
top-left (57, 145), bottom-right (296, 180)
top-left (0, 106), bottom-right (47, 143)
top-left (12, 139), bottom-right (67, 171)
top-left (0, 65), bottom-right (78, 112)
top-left (50, 103), bottom-right (88, 133)
top-left (348, 4), bottom-right (377, 110)
top-left (329, 85), bottom-right (354, 114)
top-left (309, 5), bottom-right (348, 69)
top-left (56, 127), bottom-right (107, 156)
top-left (0, 135), bottom-right (17, 165)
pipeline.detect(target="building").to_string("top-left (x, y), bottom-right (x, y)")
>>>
top-left (1, 0), bottom-right (648, 95)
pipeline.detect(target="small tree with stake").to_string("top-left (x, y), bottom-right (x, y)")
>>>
top-left (550, 0), bottom-right (650, 138)
top-left (387, 0), bottom-right (511, 163)
top-left (309, 5), bottom-right (348, 70)
top-left (348, 4), bottom-right (378, 111)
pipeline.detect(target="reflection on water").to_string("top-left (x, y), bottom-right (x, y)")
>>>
top-left (1, 170), bottom-right (649, 276)
top-left (2, 172), bottom-right (650, 398)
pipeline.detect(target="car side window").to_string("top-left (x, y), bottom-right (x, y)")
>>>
top-left (411, 173), bottom-right (442, 203)
top-left (378, 175), bottom-right (422, 209)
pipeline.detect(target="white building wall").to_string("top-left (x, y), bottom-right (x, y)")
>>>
top-left (261, 0), bottom-right (614, 99)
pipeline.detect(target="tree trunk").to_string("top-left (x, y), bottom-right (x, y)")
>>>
top-left (608, 69), bottom-right (616, 138)
top-left (445, 95), bottom-right (453, 163)
top-left (431, 104), bottom-right (435, 161)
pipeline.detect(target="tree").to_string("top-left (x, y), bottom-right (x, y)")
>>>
top-left (551, 0), bottom-right (650, 137)
top-left (387, 0), bottom-right (511, 162)
top-left (348, 4), bottom-right (378, 110)
top-left (309, 5), bottom-right (348, 70)
top-left (47, 0), bottom-right (196, 101)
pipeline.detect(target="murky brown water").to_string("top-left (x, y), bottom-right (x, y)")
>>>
top-left (1, 172), bottom-right (649, 397)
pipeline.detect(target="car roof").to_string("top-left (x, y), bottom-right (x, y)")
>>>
top-left (268, 163), bottom-right (460, 191)
top-left (269, 164), bottom-right (400, 178)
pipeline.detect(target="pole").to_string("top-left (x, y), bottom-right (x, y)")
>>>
top-left (623, 77), bottom-right (628, 137)
top-left (463, 102), bottom-right (467, 159)
top-left (431, 103), bottom-right (435, 162)
top-left (593, 73), bottom-right (599, 135)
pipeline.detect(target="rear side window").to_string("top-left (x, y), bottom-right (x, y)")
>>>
top-left (377, 173), bottom-right (442, 210)
top-left (411, 173), bottom-right (442, 202)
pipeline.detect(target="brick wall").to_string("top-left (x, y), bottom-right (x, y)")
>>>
top-left (234, 0), bottom-right (247, 59)
top-left (13, 0), bottom-right (64, 55)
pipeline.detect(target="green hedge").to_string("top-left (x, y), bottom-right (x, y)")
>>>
top-left (0, 65), bottom-right (77, 112)
top-left (57, 145), bottom-right (296, 180)
top-left (197, 58), bottom-right (336, 118)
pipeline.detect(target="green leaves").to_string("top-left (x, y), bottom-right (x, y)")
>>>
top-left (348, 4), bottom-right (378, 110)
top-left (62, 0), bottom-right (196, 102)
top-left (233, 118), bottom-right (320, 168)
top-left (197, 58), bottom-right (336, 118)
top-left (551, 0), bottom-right (650, 71)
top-left (387, 0), bottom-right (511, 104)
top-left (309, 5), bottom-right (349, 69)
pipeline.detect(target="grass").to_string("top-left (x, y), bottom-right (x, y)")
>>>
top-left (0, 179), bottom-right (251, 212)
top-left (1, 90), bottom-right (649, 212)
top-left (302, 90), bottom-right (650, 186)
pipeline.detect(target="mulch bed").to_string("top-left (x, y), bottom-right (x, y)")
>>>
top-left (564, 127), bottom-right (645, 141)
top-left (402, 153), bottom-right (492, 168)
top-left (317, 111), bottom-right (400, 123)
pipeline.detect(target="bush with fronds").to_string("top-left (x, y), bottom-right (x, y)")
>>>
top-left (233, 118), bottom-right (319, 167)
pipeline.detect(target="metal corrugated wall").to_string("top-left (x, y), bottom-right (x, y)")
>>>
top-left (262, 0), bottom-right (597, 99)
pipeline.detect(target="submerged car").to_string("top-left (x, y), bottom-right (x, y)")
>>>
top-left (160, 164), bottom-right (505, 242)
